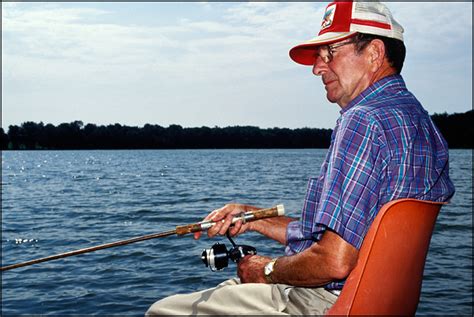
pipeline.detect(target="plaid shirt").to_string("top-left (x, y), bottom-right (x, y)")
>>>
top-left (285, 74), bottom-right (455, 290)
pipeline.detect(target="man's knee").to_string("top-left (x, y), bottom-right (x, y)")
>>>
top-left (145, 295), bottom-right (177, 316)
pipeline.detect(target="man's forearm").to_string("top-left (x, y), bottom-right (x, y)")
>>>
top-left (249, 216), bottom-right (296, 245)
top-left (266, 231), bottom-right (358, 286)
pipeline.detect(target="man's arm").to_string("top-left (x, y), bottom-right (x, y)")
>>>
top-left (238, 230), bottom-right (359, 286)
top-left (193, 204), bottom-right (358, 285)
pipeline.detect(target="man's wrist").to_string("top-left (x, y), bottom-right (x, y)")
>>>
top-left (263, 257), bottom-right (279, 283)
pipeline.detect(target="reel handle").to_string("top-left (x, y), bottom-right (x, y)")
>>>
top-left (175, 204), bottom-right (285, 235)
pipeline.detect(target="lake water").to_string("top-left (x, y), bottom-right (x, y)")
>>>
top-left (1, 149), bottom-right (472, 315)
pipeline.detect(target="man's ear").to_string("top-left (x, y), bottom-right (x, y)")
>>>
top-left (367, 39), bottom-right (386, 71)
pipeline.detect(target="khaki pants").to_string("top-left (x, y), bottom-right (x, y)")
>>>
top-left (146, 278), bottom-right (338, 316)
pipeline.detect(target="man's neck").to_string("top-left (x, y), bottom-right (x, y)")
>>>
top-left (370, 62), bottom-right (397, 87)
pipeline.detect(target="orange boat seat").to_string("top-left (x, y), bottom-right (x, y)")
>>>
top-left (326, 198), bottom-right (445, 316)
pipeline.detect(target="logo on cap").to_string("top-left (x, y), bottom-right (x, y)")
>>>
top-left (321, 3), bottom-right (336, 30)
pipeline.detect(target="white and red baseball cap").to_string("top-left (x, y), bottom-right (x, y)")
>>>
top-left (289, 1), bottom-right (404, 65)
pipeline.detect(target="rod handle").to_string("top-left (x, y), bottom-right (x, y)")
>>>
top-left (250, 204), bottom-right (285, 220)
top-left (175, 204), bottom-right (285, 235)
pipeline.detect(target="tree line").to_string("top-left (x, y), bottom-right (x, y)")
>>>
top-left (1, 110), bottom-right (472, 150)
top-left (0, 121), bottom-right (332, 150)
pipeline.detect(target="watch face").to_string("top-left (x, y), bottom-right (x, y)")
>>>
top-left (264, 261), bottom-right (274, 276)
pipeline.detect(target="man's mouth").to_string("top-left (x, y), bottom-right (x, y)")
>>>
top-left (322, 77), bottom-right (336, 86)
top-left (323, 79), bottom-right (336, 88)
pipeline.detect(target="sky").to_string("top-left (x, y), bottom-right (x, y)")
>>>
top-left (1, 2), bottom-right (472, 130)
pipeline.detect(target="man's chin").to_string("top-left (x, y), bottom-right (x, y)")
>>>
top-left (326, 93), bottom-right (338, 104)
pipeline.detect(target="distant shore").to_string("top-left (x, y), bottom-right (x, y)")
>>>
top-left (1, 110), bottom-right (472, 150)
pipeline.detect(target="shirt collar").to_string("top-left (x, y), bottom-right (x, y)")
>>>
top-left (340, 74), bottom-right (406, 115)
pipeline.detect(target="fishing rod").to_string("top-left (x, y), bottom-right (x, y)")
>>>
top-left (1, 205), bottom-right (285, 272)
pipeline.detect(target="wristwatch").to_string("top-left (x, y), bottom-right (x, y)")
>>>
top-left (264, 258), bottom-right (278, 283)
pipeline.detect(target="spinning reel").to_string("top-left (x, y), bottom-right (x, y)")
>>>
top-left (201, 231), bottom-right (256, 271)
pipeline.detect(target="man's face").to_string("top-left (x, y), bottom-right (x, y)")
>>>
top-left (312, 39), bottom-right (373, 108)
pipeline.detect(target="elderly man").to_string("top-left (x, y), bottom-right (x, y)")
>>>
top-left (147, 1), bottom-right (454, 315)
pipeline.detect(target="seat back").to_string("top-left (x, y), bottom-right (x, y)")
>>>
top-left (326, 198), bottom-right (444, 315)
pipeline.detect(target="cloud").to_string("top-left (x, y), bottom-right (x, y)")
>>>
top-left (386, 2), bottom-right (472, 56)
top-left (6, 2), bottom-right (469, 84)
top-left (2, 3), bottom-right (324, 65)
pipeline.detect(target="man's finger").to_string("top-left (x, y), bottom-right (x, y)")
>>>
top-left (229, 220), bottom-right (243, 236)
top-left (218, 214), bottom-right (234, 235)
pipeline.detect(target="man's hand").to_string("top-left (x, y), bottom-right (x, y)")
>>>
top-left (193, 204), bottom-right (259, 240)
top-left (237, 255), bottom-right (272, 284)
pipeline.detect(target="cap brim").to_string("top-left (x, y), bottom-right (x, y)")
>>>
top-left (289, 32), bottom-right (356, 66)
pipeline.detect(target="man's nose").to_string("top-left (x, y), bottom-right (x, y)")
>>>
top-left (312, 56), bottom-right (328, 76)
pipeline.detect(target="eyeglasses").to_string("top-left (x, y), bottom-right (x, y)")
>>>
top-left (317, 40), bottom-right (355, 63)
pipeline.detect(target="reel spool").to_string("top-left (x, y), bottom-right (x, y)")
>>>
top-left (201, 232), bottom-right (256, 271)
